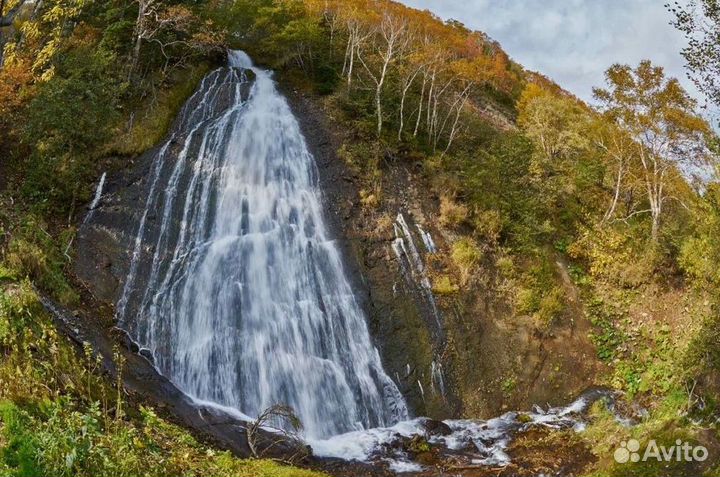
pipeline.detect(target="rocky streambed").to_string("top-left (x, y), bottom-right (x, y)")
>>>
top-left (308, 388), bottom-right (621, 477)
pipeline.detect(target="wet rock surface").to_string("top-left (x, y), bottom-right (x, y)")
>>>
top-left (37, 290), bottom-right (309, 462)
top-left (281, 86), bottom-right (457, 419)
top-left (75, 68), bottom-right (255, 306)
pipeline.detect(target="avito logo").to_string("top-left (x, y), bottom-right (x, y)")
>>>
top-left (614, 439), bottom-right (708, 464)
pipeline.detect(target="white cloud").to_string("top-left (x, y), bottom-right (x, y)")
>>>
top-left (399, 0), bottom-right (698, 103)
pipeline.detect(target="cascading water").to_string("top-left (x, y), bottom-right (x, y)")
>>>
top-left (117, 50), bottom-right (407, 438)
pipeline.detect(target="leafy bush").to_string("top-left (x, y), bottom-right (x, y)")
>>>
top-left (569, 225), bottom-right (655, 288)
top-left (451, 238), bottom-right (481, 281)
top-left (432, 275), bottom-right (459, 295)
top-left (439, 196), bottom-right (469, 228)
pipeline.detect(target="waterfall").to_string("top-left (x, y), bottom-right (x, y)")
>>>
top-left (89, 172), bottom-right (107, 211)
top-left (82, 172), bottom-right (107, 225)
top-left (117, 50), bottom-right (408, 438)
top-left (392, 213), bottom-right (442, 331)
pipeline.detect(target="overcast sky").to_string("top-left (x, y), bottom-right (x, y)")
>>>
top-left (399, 0), bottom-right (698, 104)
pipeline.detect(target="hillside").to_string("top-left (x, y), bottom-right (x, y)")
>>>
top-left (1, 0), bottom-right (719, 476)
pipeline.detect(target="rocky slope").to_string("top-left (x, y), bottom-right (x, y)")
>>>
top-left (284, 85), bottom-right (606, 421)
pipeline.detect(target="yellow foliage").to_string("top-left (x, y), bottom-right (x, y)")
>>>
top-left (451, 238), bottom-right (481, 282)
top-left (432, 275), bottom-right (459, 295)
top-left (439, 195), bottom-right (468, 228)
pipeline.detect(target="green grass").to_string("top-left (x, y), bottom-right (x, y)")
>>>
top-left (107, 64), bottom-right (212, 157)
top-left (0, 278), bottom-right (328, 477)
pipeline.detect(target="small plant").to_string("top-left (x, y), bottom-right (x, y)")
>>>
top-left (432, 275), bottom-right (459, 295)
top-left (473, 209), bottom-right (503, 244)
top-left (439, 195), bottom-right (469, 228)
top-left (495, 254), bottom-right (515, 277)
top-left (516, 287), bottom-right (540, 315)
top-left (406, 435), bottom-right (431, 454)
top-left (535, 286), bottom-right (566, 328)
top-left (451, 238), bottom-right (482, 282)
top-left (359, 188), bottom-right (380, 209)
top-left (501, 376), bottom-right (517, 395)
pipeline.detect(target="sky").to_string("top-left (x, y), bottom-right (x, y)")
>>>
top-left (398, 0), bottom-right (699, 104)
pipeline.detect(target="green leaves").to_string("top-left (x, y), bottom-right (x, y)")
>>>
top-left (21, 45), bottom-right (123, 212)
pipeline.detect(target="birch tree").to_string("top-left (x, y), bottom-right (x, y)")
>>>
top-left (668, 0), bottom-right (720, 108)
top-left (130, 0), bottom-right (157, 74)
top-left (397, 45), bottom-right (425, 140)
top-left (594, 61), bottom-right (712, 241)
top-left (591, 119), bottom-right (637, 223)
top-left (357, 11), bottom-right (408, 136)
top-left (340, 9), bottom-right (374, 90)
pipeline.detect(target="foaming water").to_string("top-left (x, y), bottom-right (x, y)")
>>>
top-left (117, 50), bottom-right (407, 438)
top-left (308, 389), bottom-right (616, 472)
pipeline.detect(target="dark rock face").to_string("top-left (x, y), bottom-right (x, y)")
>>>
top-left (421, 419), bottom-right (453, 437)
top-left (281, 87), bottom-right (460, 419)
top-left (75, 67), bottom-right (254, 306)
top-left (281, 86), bottom-right (605, 422)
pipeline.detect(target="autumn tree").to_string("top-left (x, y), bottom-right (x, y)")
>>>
top-left (357, 11), bottom-right (409, 136)
top-left (2, 0), bottom-right (86, 80)
top-left (517, 83), bottom-right (593, 232)
top-left (130, 1), bottom-right (223, 76)
top-left (339, 3), bottom-right (375, 89)
top-left (594, 60), bottom-right (712, 241)
top-left (668, 0), bottom-right (720, 108)
top-left (518, 84), bottom-right (590, 175)
top-left (590, 117), bottom-right (639, 223)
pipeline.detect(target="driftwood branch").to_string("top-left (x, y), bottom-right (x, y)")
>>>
top-left (246, 404), bottom-right (309, 464)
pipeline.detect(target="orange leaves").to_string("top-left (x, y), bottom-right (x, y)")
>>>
top-left (0, 56), bottom-right (33, 145)
top-left (0, 56), bottom-right (32, 115)
top-left (323, 0), bottom-right (520, 92)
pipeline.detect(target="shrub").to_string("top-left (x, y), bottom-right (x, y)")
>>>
top-left (495, 254), bottom-right (515, 277)
top-left (432, 275), bottom-right (459, 295)
top-left (451, 238), bottom-right (482, 281)
top-left (535, 286), bottom-right (565, 328)
top-left (473, 209), bottom-right (503, 244)
top-left (568, 225), bottom-right (655, 288)
top-left (439, 196), bottom-right (469, 228)
top-left (516, 287), bottom-right (540, 315)
top-left (359, 188), bottom-right (380, 209)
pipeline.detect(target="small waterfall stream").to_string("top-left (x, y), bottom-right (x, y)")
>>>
top-left (117, 50), bottom-right (407, 438)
